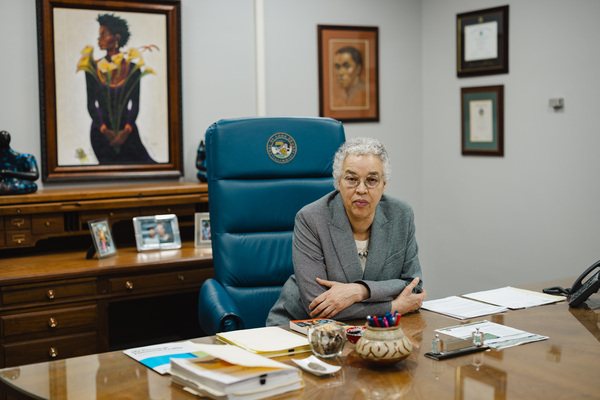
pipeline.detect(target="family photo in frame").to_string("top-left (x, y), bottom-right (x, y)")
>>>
top-left (194, 212), bottom-right (211, 248)
top-left (133, 214), bottom-right (182, 251)
top-left (36, 0), bottom-right (182, 182)
top-left (89, 219), bottom-right (117, 259)
top-left (318, 25), bottom-right (379, 122)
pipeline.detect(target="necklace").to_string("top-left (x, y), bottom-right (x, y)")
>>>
top-left (356, 238), bottom-right (370, 259)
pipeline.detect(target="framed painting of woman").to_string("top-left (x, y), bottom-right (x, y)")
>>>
top-left (36, 0), bottom-right (182, 182)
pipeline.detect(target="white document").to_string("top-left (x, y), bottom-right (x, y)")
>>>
top-left (436, 320), bottom-right (548, 350)
top-left (123, 340), bottom-right (206, 375)
top-left (187, 343), bottom-right (295, 370)
top-left (216, 326), bottom-right (310, 356)
top-left (462, 286), bottom-right (565, 309)
top-left (464, 21), bottom-right (498, 61)
top-left (469, 99), bottom-right (493, 142)
top-left (422, 295), bottom-right (507, 320)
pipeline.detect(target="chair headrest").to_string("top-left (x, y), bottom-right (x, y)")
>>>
top-left (205, 116), bottom-right (345, 180)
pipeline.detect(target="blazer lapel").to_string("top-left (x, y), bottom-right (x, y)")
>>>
top-left (329, 195), bottom-right (363, 283)
top-left (362, 206), bottom-right (390, 281)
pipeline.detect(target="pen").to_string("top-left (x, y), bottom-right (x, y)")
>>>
top-left (372, 315), bottom-right (381, 327)
top-left (383, 317), bottom-right (389, 327)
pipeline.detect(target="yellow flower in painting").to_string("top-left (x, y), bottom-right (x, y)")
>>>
top-left (77, 43), bottom-right (159, 140)
top-left (81, 45), bottom-right (94, 56)
top-left (127, 47), bottom-right (141, 60)
top-left (76, 54), bottom-right (92, 72)
top-left (111, 52), bottom-right (124, 65)
top-left (97, 58), bottom-right (117, 74)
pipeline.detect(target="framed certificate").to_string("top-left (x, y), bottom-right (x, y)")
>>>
top-left (457, 5), bottom-right (509, 77)
top-left (461, 86), bottom-right (504, 156)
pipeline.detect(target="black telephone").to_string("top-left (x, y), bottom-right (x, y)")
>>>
top-left (544, 259), bottom-right (600, 307)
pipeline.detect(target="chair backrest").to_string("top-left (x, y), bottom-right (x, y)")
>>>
top-left (205, 116), bottom-right (345, 329)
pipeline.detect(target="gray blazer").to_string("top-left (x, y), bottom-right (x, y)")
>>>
top-left (266, 191), bottom-right (422, 326)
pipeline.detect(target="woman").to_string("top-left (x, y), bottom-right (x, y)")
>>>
top-left (267, 137), bottom-right (426, 325)
top-left (84, 14), bottom-right (155, 164)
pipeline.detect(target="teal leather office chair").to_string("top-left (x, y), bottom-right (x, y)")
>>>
top-left (198, 116), bottom-right (345, 335)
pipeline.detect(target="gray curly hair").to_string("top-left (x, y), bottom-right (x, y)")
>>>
top-left (332, 137), bottom-right (391, 190)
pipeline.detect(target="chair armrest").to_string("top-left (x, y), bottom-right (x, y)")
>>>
top-left (198, 279), bottom-right (244, 335)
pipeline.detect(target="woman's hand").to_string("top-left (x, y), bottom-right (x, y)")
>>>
top-left (110, 127), bottom-right (131, 147)
top-left (391, 277), bottom-right (427, 315)
top-left (308, 278), bottom-right (369, 318)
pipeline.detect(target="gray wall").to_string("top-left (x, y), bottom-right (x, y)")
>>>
top-left (0, 0), bottom-right (598, 300)
top-left (421, 0), bottom-right (600, 297)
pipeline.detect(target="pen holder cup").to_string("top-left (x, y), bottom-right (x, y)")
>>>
top-left (355, 324), bottom-right (412, 365)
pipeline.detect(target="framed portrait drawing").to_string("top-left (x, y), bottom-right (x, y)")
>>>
top-left (318, 25), bottom-right (379, 122)
top-left (89, 219), bottom-right (117, 259)
top-left (36, 0), bottom-right (182, 182)
top-left (194, 212), bottom-right (211, 248)
top-left (461, 85), bottom-right (504, 156)
top-left (457, 5), bottom-right (509, 77)
top-left (133, 214), bottom-right (181, 251)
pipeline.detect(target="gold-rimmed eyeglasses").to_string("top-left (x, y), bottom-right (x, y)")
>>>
top-left (342, 174), bottom-right (381, 189)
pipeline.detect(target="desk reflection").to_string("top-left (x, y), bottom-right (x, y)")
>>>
top-left (455, 354), bottom-right (507, 400)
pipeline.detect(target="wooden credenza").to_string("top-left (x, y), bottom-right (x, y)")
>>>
top-left (0, 183), bottom-right (214, 368)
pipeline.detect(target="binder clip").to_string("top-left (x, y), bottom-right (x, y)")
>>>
top-left (424, 330), bottom-right (489, 361)
top-left (472, 327), bottom-right (484, 347)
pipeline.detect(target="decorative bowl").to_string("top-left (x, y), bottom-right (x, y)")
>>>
top-left (355, 324), bottom-right (412, 364)
top-left (345, 326), bottom-right (366, 344)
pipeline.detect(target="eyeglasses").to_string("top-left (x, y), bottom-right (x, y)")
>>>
top-left (342, 174), bottom-right (381, 189)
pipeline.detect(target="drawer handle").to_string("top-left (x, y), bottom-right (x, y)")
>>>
top-left (47, 290), bottom-right (55, 300)
top-left (178, 274), bottom-right (185, 282)
top-left (49, 347), bottom-right (58, 358)
top-left (125, 281), bottom-right (134, 291)
top-left (12, 234), bottom-right (25, 244)
top-left (45, 221), bottom-right (51, 227)
top-left (48, 317), bottom-right (58, 328)
top-left (12, 218), bottom-right (25, 228)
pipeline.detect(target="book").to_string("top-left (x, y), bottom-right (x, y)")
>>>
top-left (289, 318), bottom-right (352, 335)
top-left (123, 340), bottom-right (207, 375)
top-left (216, 326), bottom-right (311, 357)
top-left (170, 343), bottom-right (303, 400)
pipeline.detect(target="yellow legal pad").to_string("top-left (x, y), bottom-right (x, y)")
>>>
top-left (216, 327), bottom-right (311, 358)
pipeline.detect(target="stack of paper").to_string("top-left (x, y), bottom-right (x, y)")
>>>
top-left (422, 286), bottom-right (565, 320)
top-left (216, 327), bottom-right (311, 357)
top-left (462, 286), bottom-right (565, 309)
top-left (170, 343), bottom-right (303, 400)
top-left (422, 296), bottom-right (507, 320)
top-left (435, 320), bottom-right (549, 350)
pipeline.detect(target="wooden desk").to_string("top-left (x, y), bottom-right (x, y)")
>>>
top-left (0, 277), bottom-right (597, 399)
top-left (0, 183), bottom-right (214, 368)
top-left (0, 243), bottom-right (213, 369)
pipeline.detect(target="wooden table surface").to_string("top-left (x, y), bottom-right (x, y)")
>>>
top-left (0, 277), bottom-right (598, 400)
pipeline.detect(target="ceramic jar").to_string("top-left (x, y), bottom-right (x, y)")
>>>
top-left (355, 324), bottom-right (412, 364)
